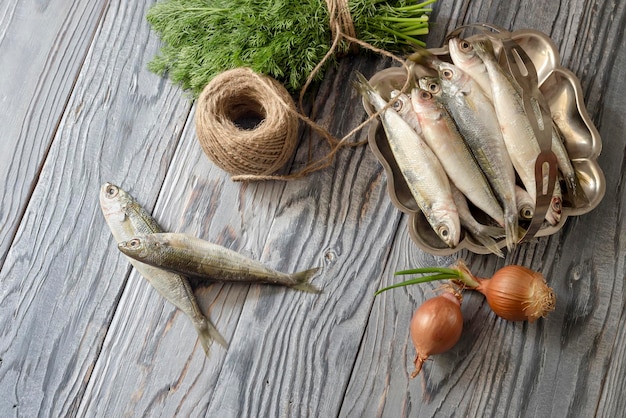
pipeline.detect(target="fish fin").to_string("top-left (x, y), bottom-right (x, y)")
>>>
top-left (351, 71), bottom-right (372, 96)
top-left (503, 209), bottom-right (519, 251)
top-left (195, 316), bottom-right (228, 357)
top-left (469, 229), bottom-right (505, 258)
top-left (407, 47), bottom-right (437, 67)
top-left (564, 173), bottom-right (590, 208)
top-left (290, 267), bottom-right (322, 293)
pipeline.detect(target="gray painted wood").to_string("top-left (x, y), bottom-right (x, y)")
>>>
top-left (0, 0), bottom-right (624, 417)
top-left (0, 0), bottom-right (107, 266)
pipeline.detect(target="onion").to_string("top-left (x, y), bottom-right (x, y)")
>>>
top-left (409, 290), bottom-right (463, 378)
top-left (474, 265), bottom-right (556, 322)
top-left (377, 260), bottom-right (557, 323)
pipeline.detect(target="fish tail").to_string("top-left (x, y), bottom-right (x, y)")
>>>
top-left (352, 72), bottom-right (372, 97)
top-left (194, 316), bottom-right (228, 357)
top-left (470, 227), bottom-right (505, 258)
top-left (564, 173), bottom-right (590, 208)
top-left (503, 209), bottom-right (519, 251)
top-left (407, 46), bottom-right (437, 67)
top-left (289, 267), bottom-right (322, 293)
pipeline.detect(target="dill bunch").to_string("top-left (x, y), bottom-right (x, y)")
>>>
top-left (147, 0), bottom-right (436, 97)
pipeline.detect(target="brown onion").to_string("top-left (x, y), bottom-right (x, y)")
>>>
top-left (475, 265), bottom-right (556, 322)
top-left (409, 290), bottom-right (463, 378)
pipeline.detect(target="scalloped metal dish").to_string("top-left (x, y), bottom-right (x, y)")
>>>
top-left (365, 29), bottom-right (605, 255)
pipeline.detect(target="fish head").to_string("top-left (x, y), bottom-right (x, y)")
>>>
top-left (418, 76), bottom-right (442, 97)
top-left (545, 195), bottom-right (563, 226)
top-left (448, 37), bottom-right (482, 69)
top-left (435, 61), bottom-right (465, 86)
top-left (100, 182), bottom-right (134, 223)
top-left (118, 236), bottom-right (151, 260)
top-left (429, 206), bottom-right (461, 248)
top-left (410, 87), bottom-right (439, 114)
top-left (389, 90), bottom-right (412, 114)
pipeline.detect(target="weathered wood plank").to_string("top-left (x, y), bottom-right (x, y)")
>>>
top-left (341, 0), bottom-right (626, 417)
top-left (0, 0), bottom-right (107, 267)
top-left (201, 57), bottom-right (406, 418)
top-left (0, 0), bottom-right (192, 416)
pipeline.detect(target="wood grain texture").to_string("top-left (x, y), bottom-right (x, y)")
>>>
top-left (0, 0), bottom-right (107, 267)
top-left (0, 0), bottom-right (625, 417)
top-left (0, 0), bottom-right (190, 416)
top-left (342, 1), bottom-right (626, 417)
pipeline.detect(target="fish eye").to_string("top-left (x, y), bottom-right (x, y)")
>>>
top-left (460, 40), bottom-right (472, 52)
top-left (520, 207), bottom-right (534, 220)
top-left (420, 90), bottom-right (432, 100)
top-left (438, 225), bottom-right (450, 238)
top-left (128, 238), bottom-right (141, 248)
top-left (391, 98), bottom-right (403, 111)
top-left (428, 82), bottom-right (439, 94)
top-left (442, 69), bottom-right (454, 79)
top-left (106, 184), bottom-right (119, 199)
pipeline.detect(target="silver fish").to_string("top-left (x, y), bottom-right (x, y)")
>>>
top-left (118, 232), bottom-right (320, 293)
top-left (471, 39), bottom-right (562, 225)
top-left (354, 73), bottom-right (461, 248)
top-left (99, 183), bottom-right (227, 356)
top-left (419, 64), bottom-right (519, 250)
top-left (409, 86), bottom-right (505, 227)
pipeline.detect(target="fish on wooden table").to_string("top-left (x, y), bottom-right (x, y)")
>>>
top-left (99, 182), bottom-right (227, 356)
top-left (117, 232), bottom-right (321, 293)
top-left (353, 72), bottom-right (461, 248)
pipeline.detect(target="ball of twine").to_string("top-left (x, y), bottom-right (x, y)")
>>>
top-left (195, 67), bottom-right (299, 178)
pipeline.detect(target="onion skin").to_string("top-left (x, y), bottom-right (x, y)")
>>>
top-left (409, 291), bottom-right (463, 378)
top-left (475, 265), bottom-right (556, 322)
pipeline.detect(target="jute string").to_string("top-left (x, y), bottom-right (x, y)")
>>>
top-left (195, 0), bottom-right (412, 182)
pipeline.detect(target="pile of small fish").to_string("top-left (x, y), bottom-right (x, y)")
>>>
top-left (355, 37), bottom-right (587, 256)
top-left (100, 183), bottom-right (320, 357)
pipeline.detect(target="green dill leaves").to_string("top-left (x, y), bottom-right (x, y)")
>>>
top-left (146, 0), bottom-right (434, 97)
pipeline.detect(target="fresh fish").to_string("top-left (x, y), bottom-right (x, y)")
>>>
top-left (389, 90), bottom-right (421, 133)
top-left (419, 64), bottom-right (518, 250)
top-left (99, 183), bottom-right (227, 356)
top-left (118, 232), bottom-right (321, 293)
top-left (448, 37), bottom-right (492, 100)
top-left (354, 73), bottom-right (461, 248)
top-left (470, 39), bottom-right (562, 225)
top-left (450, 184), bottom-right (504, 258)
top-left (409, 86), bottom-right (505, 227)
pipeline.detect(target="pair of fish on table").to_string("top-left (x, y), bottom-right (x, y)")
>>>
top-left (355, 36), bottom-right (586, 256)
top-left (100, 183), bottom-right (320, 357)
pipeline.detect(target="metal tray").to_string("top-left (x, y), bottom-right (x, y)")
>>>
top-left (365, 28), bottom-right (605, 255)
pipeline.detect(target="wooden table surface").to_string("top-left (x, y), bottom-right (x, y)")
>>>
top-left (1, 0), bottom-right (624, 416)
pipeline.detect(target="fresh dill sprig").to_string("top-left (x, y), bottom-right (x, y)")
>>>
top-left (147, 0), bottom-right (435, 97)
